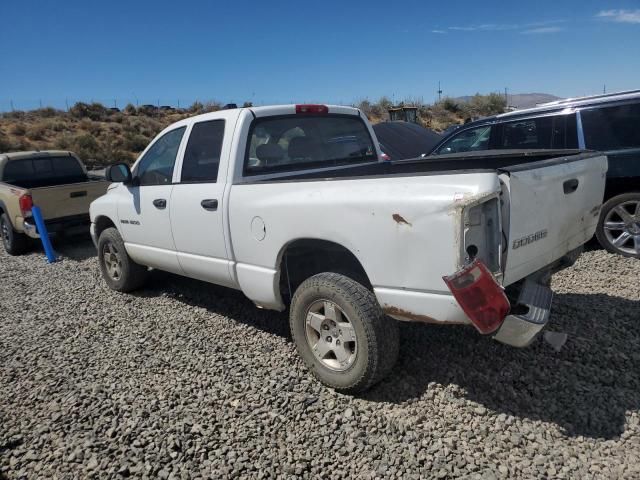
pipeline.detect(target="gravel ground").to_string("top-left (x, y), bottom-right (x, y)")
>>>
top-left (1, 238), bottom-right (639, 479)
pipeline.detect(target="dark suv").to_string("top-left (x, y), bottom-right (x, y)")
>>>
top-left (429, 90), bottom-right (640, 258)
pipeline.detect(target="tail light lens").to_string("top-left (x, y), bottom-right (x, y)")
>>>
top-left (381, 152), bottom-right (391, 161)
top-left (19, 194), bottom-right (33, 217)
top-left (443, 260), bottom-right (510, 335)
top-left (296, 104), bottom-right (329, 115)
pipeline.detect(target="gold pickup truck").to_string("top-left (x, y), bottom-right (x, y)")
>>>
top-left (0, 151), bottom-right (109, 255)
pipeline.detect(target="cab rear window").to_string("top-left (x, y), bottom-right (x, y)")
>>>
top-left (3, 156), bottom-right (86, 184)
top-left (245, 115), bottom-right (376, 175)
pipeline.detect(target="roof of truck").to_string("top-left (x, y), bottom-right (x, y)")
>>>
top-left (0, 150), bottom-right (77, 162)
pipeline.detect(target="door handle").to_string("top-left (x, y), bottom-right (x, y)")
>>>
top-left (153, 199), bottom-right (167, 209)
top-left (563, 179), bottom-right (579, 194)
top-left (70, 190), bottom-right (87, 198)
top-left (201, 199), bottom-right (218, 211)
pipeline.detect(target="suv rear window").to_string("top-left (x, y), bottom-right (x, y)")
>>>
top-left (3, 156), bottom-right (86, 185)
top-left (582, 103), bottom-right (640, 151)
top-left (245, 115), bottom-right (376, 175)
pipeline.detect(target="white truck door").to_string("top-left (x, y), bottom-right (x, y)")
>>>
top-left (170, 118), bottom-right (235, 287)
top-left (118, 126), bottom-right (186, 275)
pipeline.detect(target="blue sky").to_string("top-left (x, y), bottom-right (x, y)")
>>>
top-left (1, 0), bottom-right (639, 110)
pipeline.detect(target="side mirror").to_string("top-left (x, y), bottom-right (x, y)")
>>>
top-left (106, 163), bottom-right (132, 184)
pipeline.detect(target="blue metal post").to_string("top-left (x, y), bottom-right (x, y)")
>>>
top-left (31, 206), bottom-right (58, 263)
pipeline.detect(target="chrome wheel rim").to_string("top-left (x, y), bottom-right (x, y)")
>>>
top-left (603, 200), bottom-right (640, 256)
top-left (102, 242), bottom-right (123, 280)
top-left (305, 299), bottom-right (357, 372)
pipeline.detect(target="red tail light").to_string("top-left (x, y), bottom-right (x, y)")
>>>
top-left (381, 152), bottom-right (391, 161)
top-left (443, 260), bottom-right (510, 335)
top-left (296, 104), bottom-right (329, 115)
top-left (19, 194), bottom-right (33, 217)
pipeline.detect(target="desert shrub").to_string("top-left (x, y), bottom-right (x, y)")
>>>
top-left (189, 101), bottom-right (204, 114)
top-left (10, 124), bottom-right (26, 136)
top-left (70, 102), bottom-right (109, 121)
top-left (0, 132), bottom-right (13, 152)
top-left (34, 107), bottom-right (59, 118)
top-left (47, 120), bottom-right (66, 132)
top-left (203, 101), bottom-right (221, 113)
top-left (137, 105), bottom-right (158, 116)
top-left (71, 133), bottom-right (100, 160)
top-left (123, 133), bottom-right (150, 152)
top-left (123, 104), bottom-right (137, 115)
top-left (441, 98), bottom-right (461, 113)
top-left (2, 111), bottom-right (26, 120)
top-left (27, 123), bottom-right (47, 141)
top-left (79, 118), bottom-right (102, 137)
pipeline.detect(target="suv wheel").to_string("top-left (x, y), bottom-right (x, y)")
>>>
top-left (98, 227), bottom-right (148, 292)
top-left (596, 193), bottom-right (640, 259)
top-left (289, 272), bottom-right (399, 393)
top-left (1, 213), bottom-right (29, 256)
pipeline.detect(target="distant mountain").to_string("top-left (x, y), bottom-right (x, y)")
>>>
top-left (456, 93), bottom-right (562, 109)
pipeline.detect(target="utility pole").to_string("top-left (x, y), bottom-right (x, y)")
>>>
top-left (65, 98), bottom-right (69, 111)
top-left (504, 87), bottom-right (508, 106)
top-left (438, 81), bottom-right (442, 102)
top-left (39, 99), bottom-right (43, 109)
top-left (10, 100), bottom-right (14, 111)
top-left (603, 84), bottom-right (606, 94)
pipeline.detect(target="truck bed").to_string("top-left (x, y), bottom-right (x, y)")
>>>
top-left (241, 149), bottom-right (597, 183)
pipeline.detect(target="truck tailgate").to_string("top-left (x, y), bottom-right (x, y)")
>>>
top-left (500, 152), bottom-right (607, 285)
top-left (30, 180), bottom-right (109, 220)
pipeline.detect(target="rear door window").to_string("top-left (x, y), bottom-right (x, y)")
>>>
top-left (181, 120), bottom-right (225, 183)
top-left (498, 114), bottom-right (578, 150)
top-left (245, 115), bottom-right (376, 175)
top-left (581, 103), bottom-right (640, 151)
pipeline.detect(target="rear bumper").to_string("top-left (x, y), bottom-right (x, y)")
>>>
top-left (492, 247), bottom-right (582, 347)
top-left (22, 214), bottom-right (91, 239)
top-left (493, 278), bottom-right (553, 347)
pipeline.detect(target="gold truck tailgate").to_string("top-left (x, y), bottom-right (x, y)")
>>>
top-left (30, 180), bottom-right (109, 220)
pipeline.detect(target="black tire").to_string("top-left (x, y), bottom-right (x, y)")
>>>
top-left (595, 192), bottom-right (640, 259)
top-left (289, 272), bottom-right (399, 393)
top-left (97, 227), bottom-right (148, 292)
top-left (1, 213), bottom-right (30, 256)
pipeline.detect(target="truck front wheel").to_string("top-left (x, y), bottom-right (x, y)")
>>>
top-left (97, 227), bottom-right (148, 292)
top-left (289, 272), bottom-right (399, 393)
top-left (1, 213), bottom-right (29, 256)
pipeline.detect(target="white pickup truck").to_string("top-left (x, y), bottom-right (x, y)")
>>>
top-left (90, 104), bottom-right (607, 392)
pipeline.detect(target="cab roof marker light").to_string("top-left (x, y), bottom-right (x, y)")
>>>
top-left (296, 104), bottom-right (329, 115)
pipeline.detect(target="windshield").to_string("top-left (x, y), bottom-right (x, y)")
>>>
top-left (245, 115), bottom-right (376, 175)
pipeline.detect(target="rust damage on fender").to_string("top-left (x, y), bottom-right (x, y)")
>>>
top-left (383, 305), bottom-right (462, 324)
top-left (392, 214), bottom-right (412, 226)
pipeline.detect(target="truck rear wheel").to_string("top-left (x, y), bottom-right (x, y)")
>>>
top-left (289, 272), bottom-right (399, 393)
top-left (97, 227), bottom-right (148, 292)
top-left (596, 192), bottom-right (640, 259)
top-left (1, 213), bottom-right (29, 256)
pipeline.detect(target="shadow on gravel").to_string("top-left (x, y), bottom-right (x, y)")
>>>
top-left (52, 234), bottom-right (97, 261)
top-left (133, 270), bottom-right (291, 340)
top-left (107, 261), bottom-right (638, 440)
top-left (364, 292), bottom-right (640, 440)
